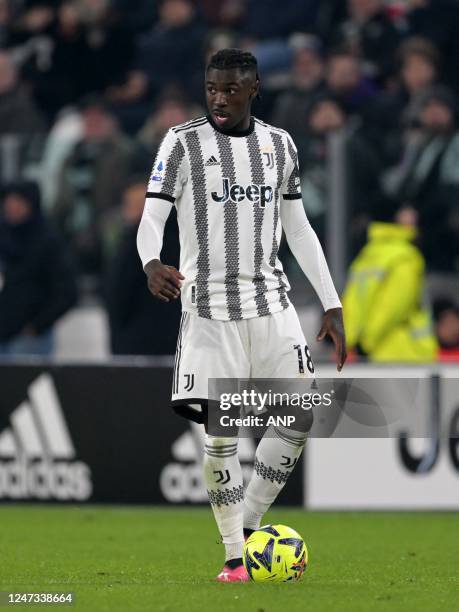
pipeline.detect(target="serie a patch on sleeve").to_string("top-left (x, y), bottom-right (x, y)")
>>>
top-left (148, 159), bottom-right (166, 188)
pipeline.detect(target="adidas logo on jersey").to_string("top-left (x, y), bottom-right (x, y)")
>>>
top-left (0, 374), bottom-right (92, 500)
top-left (205, 155), bottom-right (220, 166)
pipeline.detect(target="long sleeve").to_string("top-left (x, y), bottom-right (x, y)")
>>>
top-left (136, 198), bottom-right (172, 269)
top-left (137, 127), bottom-right (186, 269)
top-left (280, 197), bottom-right (342, 312)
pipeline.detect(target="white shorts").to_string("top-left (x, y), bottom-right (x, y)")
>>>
top-left (171, 306), bottom-right (315, 420)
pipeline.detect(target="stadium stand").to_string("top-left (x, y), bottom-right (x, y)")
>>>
top-left (0, 0), bottom-right (458, 361)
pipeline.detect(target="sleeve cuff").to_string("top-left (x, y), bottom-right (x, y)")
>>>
top-left (146, 192), bottom-right (175, 203)
top-left (323, 299), bottom-right (342, 312)
top-left (282, 193), bottom-right (302, 200)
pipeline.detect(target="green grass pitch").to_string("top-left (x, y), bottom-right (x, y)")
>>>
top-left (0, 506), bottom-right (457, 611)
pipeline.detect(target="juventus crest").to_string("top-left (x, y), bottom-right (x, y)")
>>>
top-left (184, 373), bottom-right (195, 392)
top-left (263, 151), bottom-right (275, 169)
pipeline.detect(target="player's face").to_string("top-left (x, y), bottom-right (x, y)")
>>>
top-left (206, 67), bottom-right (258, 132)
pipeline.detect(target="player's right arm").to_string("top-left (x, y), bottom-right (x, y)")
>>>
top-left (137, 190), bottom-right (184, 302)
top-left (137, 129), bottom-right (186, 302)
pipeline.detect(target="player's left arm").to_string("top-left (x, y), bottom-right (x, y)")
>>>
top-left (280, 134), bottom-right (346, 371)
top-left (280, 196), bottom-right (347, 372)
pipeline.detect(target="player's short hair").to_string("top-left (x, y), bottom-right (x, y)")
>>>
top-left (207, 48), bottom-right (259, 80)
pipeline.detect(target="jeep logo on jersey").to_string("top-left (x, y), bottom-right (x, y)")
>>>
top-left (211, 178), bottom-right (274, 208)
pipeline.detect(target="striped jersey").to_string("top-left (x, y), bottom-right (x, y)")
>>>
top-left (146, 115), bottom-right (302, 321)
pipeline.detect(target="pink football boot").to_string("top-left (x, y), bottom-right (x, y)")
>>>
top-left (216, 564), bottom-right (249, 583)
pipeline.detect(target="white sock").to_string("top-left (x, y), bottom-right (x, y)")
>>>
top-left (243, 424), bottom-right (307, 529)
top-left (203, 434), bottom-right (244, 562)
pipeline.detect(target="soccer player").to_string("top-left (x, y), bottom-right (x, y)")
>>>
top-left (137, 49), bottom-right (346, 582)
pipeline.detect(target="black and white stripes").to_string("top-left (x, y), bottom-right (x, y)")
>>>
top-left (147, 117), bottom-right (301, 321)
top-left (172, 116), bottom-right (208, 134)
top-left (160, 138), bottom-right (185, 199)
top-left (247, 130), bottom-right (270, 317)
top-left (215, 131), bottom-right (242, 320)
top-left (286, 137), bottom-right (301, 196)
top-left (185, 130), bottom-right (212, 319)
top-left (269, 131), bottom-right (289, 310)
top-left (172, 312), bottom-right (187, 395)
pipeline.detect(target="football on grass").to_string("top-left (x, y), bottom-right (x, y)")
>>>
top-left (243, 524), bottom-right (308, 583)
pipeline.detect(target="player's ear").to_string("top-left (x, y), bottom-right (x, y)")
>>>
top-left (252, 77), bottom-right (261, 101)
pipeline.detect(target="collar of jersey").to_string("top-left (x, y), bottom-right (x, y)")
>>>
top-left (206, 114), bottom-right (255, 137)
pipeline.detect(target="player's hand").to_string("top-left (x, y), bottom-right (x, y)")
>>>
top-left (316, 307), bottom-right (347, 372)
top-left (145, 259), bottom-right (184, 302)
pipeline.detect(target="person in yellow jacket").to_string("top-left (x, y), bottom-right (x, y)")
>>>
top-left (342, 220), bottom-right (438, 362)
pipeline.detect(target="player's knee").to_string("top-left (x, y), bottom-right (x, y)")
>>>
top-left (295, 407), bottom-right (314, 435)
top-left (275, 411), bottom-right (313, 446)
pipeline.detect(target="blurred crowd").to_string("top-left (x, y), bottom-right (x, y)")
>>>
top-left (0, 0), bottom-right (459, 359)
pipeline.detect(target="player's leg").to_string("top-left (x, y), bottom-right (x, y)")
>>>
top-left (243, 307), bottom-right (314, 533)
top-left (204, 432), bottom-right (248, 580)
top-left (243, 421), bottom-right (310, 534)
top-left (171, 313), bottom-right (250, 580)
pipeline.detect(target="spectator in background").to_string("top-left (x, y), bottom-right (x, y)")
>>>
top-left (133, 0), bottom-right (205, 104)
top-left (315, 0), bottom-right (349, 43)
top-left (294, 96), bottom-right (348, 249)
top-left (53, 95), bottom-right (139, 278)
top-left (382, 86), bottom-right (459, 272)
top-left (293, 95), bottom-right (382, 257)
top-left (240, 0), bottom-right (321, 77)
top-left (333, 0), bottom-right (401, 84)
top-left (0, 0), bottom-right (15, 48)
top-left (324, 47), bottom-right (377, 115)
top-left (105, 178), bottom-right (180, 355)
top-left (76, 0), bottom-right (134, 97)
top-left (404, 0), bottom-right (459, 93)
top-left (137, 92), bottom-right (202, 156)
top-left (39, 105), bottom-right (83, 211)
top-left (8, 0), bottom-right (135, 122)
top-left (0, 49), bottom-right (45, 133)
top-left (31, 1), bottom-right (91, 121)
top-left (5, 1), bottom-right (54, 52)
top-left (107, 0), bottom-right (204, 132)
top-left (112, 0), bottom-right (158, 34)
top-left (204, 29), bottom-right (238, 64)
top-left (270, 34), bottom-right (325, 140)
top-left (197, 0), bottom-right (244, 29)
top-left (241, 0), bottom-right (319, 41)
top-left (433, 298), bottom-right (459, 361)
top-left (363, 37), bottom-right (441, 165)
top-left (342, 204), bottom-right (438, 362)
top-left (6, 2), bottom-right (70, 121)
top-left (0, 181), bottom-right (77, 355)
